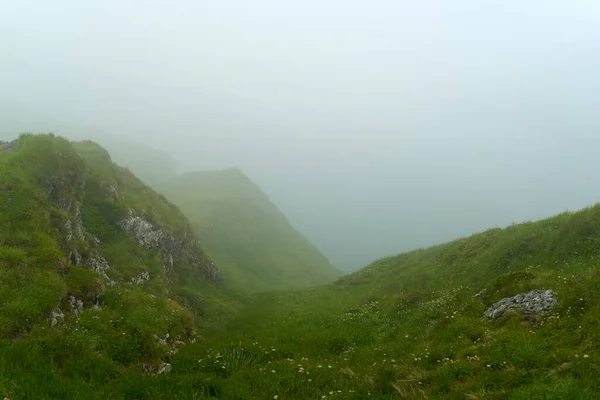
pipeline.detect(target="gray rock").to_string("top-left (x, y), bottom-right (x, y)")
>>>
top-left (131, 271), bottom-right (150, 284)
top-left (0, 140), bottom-right (19, 153)
top-left (108, 184), bottom-right (120, 201)
top-left (155, 332), bottom-right (170, 347)
top-left (475, 288), bottom-right (487, 299)
top-left (118, 212), bottom-right (221, 282)
top-left (86, 251), bottom-right (112, 282)
top-left (68, 295), bottom-right (84, 316)
top-left (48, 308), bottom-right (64, 328)
top-left (157, 363), bottom-right (172, 374)
top-left (70, 248), bottom-right (83, 267)
top-left (484, 289), bottom-right (558, 321)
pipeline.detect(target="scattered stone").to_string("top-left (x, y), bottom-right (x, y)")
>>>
top-left (155, 332), bottom-right (170, 347)
top-left (474, 288), bottom-right (487, 299)
top-left (484, 290), bottom-right (558, 321)
top-left (108, 184), bottom-right (120, 201)
top-left (131, 271), bottom-right (150, 285)
top-left (48, 308), bottom-right (64, 328)
top-left (558, 362), bottom-right (572, 372)
top-left (68, 295), bottom-right (84, 316)
top-left (157, 363), bottom-right (172, 374)
top-left (547, 362), bottom-right (572, 378)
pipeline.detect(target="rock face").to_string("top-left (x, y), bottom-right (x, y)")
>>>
top-left (131, 271), bottom-right (150, 284)
top-left (118, 213), bottom-right (221, 282)
top-left (484, 289), bottom-right (558, 321)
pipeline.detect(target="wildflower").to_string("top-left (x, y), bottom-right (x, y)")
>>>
top-left (274, 396), bottom-right (278, 400)
top-left (272, 370), bottom-right (276, 373)
top-left (584, 354), bottom-right (589, 358)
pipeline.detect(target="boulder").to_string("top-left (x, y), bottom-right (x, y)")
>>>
top-left (484, 289), bottom-right (558, 321)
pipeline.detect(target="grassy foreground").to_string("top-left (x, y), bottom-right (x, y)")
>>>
top-left (150, 205), bottom-right (600, 399)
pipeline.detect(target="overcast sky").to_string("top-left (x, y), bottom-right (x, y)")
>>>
top-left (2, 1), bottom-right (600, 271)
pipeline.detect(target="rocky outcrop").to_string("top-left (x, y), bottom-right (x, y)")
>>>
top-left (484, 290), bottom-right (558, 321)
top-left (86, 251), bottom-right (114, 283)
top-left (68, 296), bottom-right (84, 316)
top-left (157, 363), bottom-right (172, 374)
top-left (143, 362), bottom-right (172, 375)
top-left (64, 208), bottom-right (86, 243)
top-left (0, 140), bottom-right (19, 153)
top-left (131, 271), bottom-right (150, 284)
top-left (118, 213), bottom-right (221, 281)
top-left (48, 308), bottom-right (64, 328)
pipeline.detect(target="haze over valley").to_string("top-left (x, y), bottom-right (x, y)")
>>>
top-left (3, 1), bottom-right (600, 271)
top-left (3, 2), bottom-right (600, 399)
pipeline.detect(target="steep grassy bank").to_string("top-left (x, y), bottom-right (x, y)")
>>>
top-left (0, 134), bottom-right (241, 399)
top-left (156, 168), bottom-right (342, 292)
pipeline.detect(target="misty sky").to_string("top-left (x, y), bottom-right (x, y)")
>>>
top-left (2, 1), bottom-right (600, 271)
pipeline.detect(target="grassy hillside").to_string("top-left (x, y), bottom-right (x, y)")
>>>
top-left (1, 113), bottom-right (342, 291)
top-left (157, 204), bottom-right (600, 399)
top-left (157, 168), bottom-right (343, 292)
top-left (0, 133), bottom-right (241, 399)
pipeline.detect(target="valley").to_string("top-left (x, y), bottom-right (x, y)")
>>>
top-left (0, 134), bottom-right (598, 399)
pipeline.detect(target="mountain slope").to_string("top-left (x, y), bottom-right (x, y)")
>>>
top-left (157, 168), bottom-right (343, 291)
top-left (1, 111), bottom-right (342, 292)
top-left (0, 133), bottom-right (238, 398)
top-left (162, 204), bottom-right (600, 399)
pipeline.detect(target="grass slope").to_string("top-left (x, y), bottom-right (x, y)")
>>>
top-left (0, 134), bottom-right (240, 399)
top-left (159, 204), bottom-right (600, 399)
top-left (157, 168), bottom-right (343, 292)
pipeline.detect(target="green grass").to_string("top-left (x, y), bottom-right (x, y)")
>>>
top-left (1, 133), bottom-right (600, 399)
top-left (171, 205), bottom-right (599, 399)
top-left (156, 168), bottom-right (343, 292)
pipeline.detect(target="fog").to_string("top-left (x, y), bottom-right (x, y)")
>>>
top-left (2, 1), bottom-right (600, 271)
